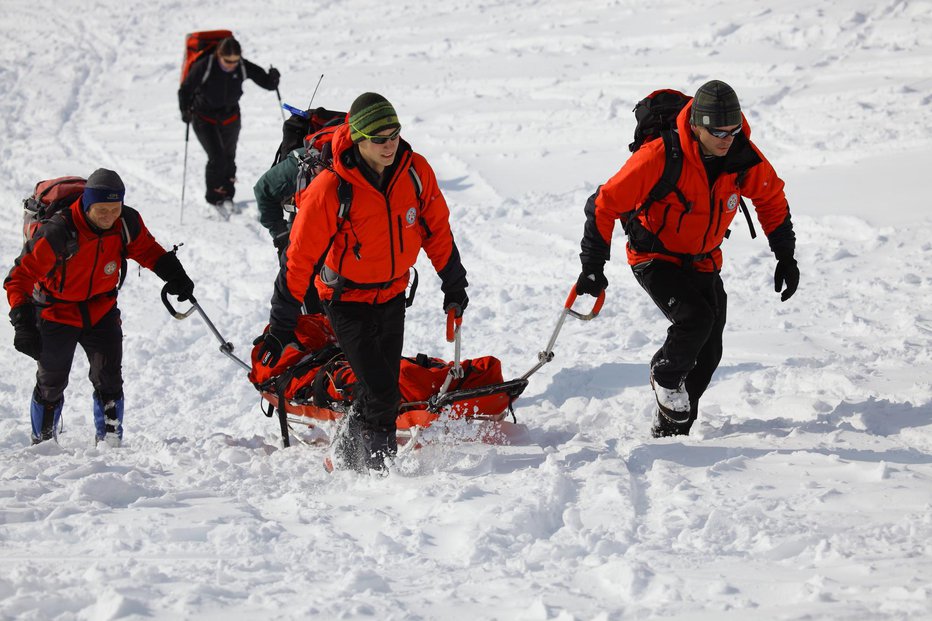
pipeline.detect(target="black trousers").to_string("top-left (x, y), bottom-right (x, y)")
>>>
top-left (322, 294), bottom-right (405, 432)
top-left (35, 305), bottom-right (123, 405)
top-left (193, 116), bottom-right (241, 204)
top-left (632, 260), bottom-right (727, 406)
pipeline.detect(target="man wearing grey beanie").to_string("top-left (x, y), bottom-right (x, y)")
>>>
top-left (576, 80), bottom-right (798, 438)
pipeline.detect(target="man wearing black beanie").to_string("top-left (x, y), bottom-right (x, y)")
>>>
top-left (5, 168), bottom-right (196, 446)
top-left (576, 80), bottom-right (798, 438)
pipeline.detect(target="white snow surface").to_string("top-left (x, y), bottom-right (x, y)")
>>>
top-left (1, 0), bottom-right (931, 619)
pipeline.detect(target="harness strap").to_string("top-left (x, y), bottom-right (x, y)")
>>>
top-left (627, 220), bottom-right (719, 269)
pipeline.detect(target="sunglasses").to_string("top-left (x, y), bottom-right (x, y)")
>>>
top-left (354, 125), bottom-right (401, 144)
top-left (705, 125), bottom-right (742, 139)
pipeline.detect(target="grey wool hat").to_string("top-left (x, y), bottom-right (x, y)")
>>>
top-left (690, 80), bottom-right (742, 128)
top-left (348, 92), bottom-right (400, 143)
top-left (82, 168), bottom-right (125, 210)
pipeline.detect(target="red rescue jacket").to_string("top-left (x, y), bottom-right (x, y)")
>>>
top-left (585, 102), bottom-right (790, 272)
top-left (284, 124), bottom-right (461, 305)
top-left (5, 199), bottom-right (167, 327)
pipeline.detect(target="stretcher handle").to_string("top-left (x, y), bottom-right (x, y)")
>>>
top-left (161, 284), bottom-right (251, 371)
top-left (563, 287), bottom-right (605, 320)
top-left (161, 285), bottom-right (197, 319)
top-left (520, 284), bottom-right (606, 380)
top-left (438, 308), bottom-right (464, 398)
top-left (446, 308), bottom-right (463, 343)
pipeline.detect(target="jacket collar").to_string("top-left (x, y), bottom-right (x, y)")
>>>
top-left (331, 124), bottom-right (412, 191)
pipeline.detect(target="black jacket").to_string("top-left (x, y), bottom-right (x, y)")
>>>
top-left (178, 55), bottom-right (277, 118)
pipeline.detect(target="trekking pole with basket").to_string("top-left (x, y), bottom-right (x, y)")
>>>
top-left (180, 121), bottom-right (190, 225)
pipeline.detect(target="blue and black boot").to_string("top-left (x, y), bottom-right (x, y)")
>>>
top-left (30, 392), bottom-right (63, 445)
top-left (93, 392), bottom-right (124, 447)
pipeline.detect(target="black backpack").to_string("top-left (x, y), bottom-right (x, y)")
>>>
top-left (625, 88), bottom-right (756, 241)
top-left (272, 106), bottom-right (346, 167)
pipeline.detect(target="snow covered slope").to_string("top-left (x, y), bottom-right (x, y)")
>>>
top-left (1, 0), bottom-right (930, 619)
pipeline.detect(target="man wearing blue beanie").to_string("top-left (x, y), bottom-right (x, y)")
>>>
top-left (5, 168), bottom-right (197, 446)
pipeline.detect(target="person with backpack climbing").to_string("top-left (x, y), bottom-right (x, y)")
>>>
top-left (576, 80), bottom-right (798, 438)
top-left (178, 36), bottom-right (280, 218)
top-left (254, 108), bottom-right (344, 259)
top-left (253, 107), bottom-right (348, 315)
top-left (4, 169), bottom-right (196, 446)
top-left (253, 92), bottom-right (470, 473)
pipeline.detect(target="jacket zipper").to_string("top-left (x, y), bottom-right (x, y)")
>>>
top-left (397, 216), bottom-right (404, 254)
top-left (85, 236), bottom-right (103, 300)
top-left (700, 185), bottom-right (716, 255)
top-left (384, 195), bottom-right (395, 279)
top-left (337, 233), bottom-right (349, 273)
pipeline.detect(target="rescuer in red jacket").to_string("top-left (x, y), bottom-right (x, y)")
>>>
top-left (5, 169), bottom-right (196, 446)
top-left (255, 93), bottom-right (470, 473)
top-left (576, 81), bottom-right (799, 438)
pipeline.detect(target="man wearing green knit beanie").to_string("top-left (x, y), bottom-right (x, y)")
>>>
top-left (257, 90), bottom-right (470, 475)
top-left (349, 92), bottom-right (401, 144)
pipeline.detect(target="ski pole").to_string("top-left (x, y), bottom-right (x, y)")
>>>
top-left (306, 74), bottom-right (324, 110)
top-left (271, 66), bottom-right (286, 122)
top-left (520, 284), bottom-right (605, 380)
top-left (180, 121), bottom-right (190, 225)
top-left (275, 87), bottom-right (286, 122)
top-left (160, 284), bottom-right (251, 372)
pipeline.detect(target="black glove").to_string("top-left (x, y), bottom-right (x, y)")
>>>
top-left (273, 229), bottom-right (290, 256)
top-left (443, 289), bottom-right (469, 318)
top-left (268, 67), bottom-right (281, 89)
top-left (10, 304), bottom-right (41, 361)
top-left (253, 326), bottom-right (295, 367)
top-left (154, 251), bottom-right (195, 302)
top-left (576, 264), bottom-right (608, 297)
top-left (774, 258), bottom-right (799, 302)
top-left (181, 108), bottom-right (192, 124)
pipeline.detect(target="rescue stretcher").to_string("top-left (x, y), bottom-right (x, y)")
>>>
top-left (162, 285), bottom-right (605, 448)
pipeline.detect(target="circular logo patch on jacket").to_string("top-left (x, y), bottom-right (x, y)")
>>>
top-left (405, 207), bottom-right (417, 226)
top-left (726, 193), bottom-right (739, 212)
top-left (104, 261), bottom-right (118, 275)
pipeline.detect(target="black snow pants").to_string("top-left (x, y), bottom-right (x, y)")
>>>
top-left (193, 114), bottom-right (241, 204)
top-left (632, 259), bottom-right (727, 409)
top-left (35, 305), bottom-right (124, 405)
top-left (322, 294), bottom-right (406, 432)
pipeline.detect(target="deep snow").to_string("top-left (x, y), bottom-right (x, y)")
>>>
top-left (1, 0), bottom-right (931, 619)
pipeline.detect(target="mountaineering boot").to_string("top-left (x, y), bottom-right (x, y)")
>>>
top-left (650, 400), bottom-right (697, 438)
top-left (93, 392), bottom-right (124, 448)
top-left (650, 372), bottom-right (690, 424)
top-left (326, 410), bottom-right (366, 473)
top-left (30, 392), bottom-right (63, 445)
top-left (361, 426), bottom-right (398, 474)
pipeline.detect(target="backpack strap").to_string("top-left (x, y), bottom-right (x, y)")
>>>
top-left (116, 216), bottom-right (131, 290)
top-left (408, 167), bottom-right (423, 209)
top-left (200, 55), bottom-right (213, 85)
top-left (623, 129), bottom-right (692, 238)
top-left (623, 129), bottom-right (689, 234)
top-left (623, 129), bottom-right (718, 269)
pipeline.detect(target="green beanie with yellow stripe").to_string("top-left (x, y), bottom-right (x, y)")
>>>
top-left (348, 92), bottom-right (400, 143)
